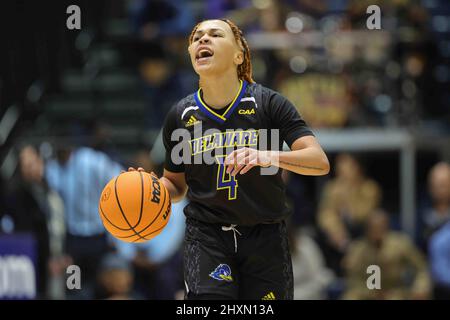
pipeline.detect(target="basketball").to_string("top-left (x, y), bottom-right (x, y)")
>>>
top-left (98, 171), bottom-right (171, 243)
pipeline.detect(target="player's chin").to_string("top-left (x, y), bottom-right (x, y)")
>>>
top-left (193, 64), bottom-right (217, 77)
top-left (193, 58), bottom-right (215, 71)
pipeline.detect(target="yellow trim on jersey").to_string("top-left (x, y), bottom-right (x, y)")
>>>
top-left (196, 80), bottom-right (243, 121)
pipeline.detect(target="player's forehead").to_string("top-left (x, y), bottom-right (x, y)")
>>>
top-left (194, 20), bottom-right (233, 36)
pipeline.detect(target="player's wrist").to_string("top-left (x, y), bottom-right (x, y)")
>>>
top-left (258, 150), bottom-right (278, 167)
top-left (268, 151), bottom-right (279, 167)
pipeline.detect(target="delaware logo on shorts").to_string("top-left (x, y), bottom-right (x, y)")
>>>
top-left (209, 264), bottom-right (233, 282)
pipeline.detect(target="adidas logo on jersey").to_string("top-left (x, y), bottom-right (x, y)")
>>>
top-left (238, 108), bottom-right (255, 115)
top-left (185, 115), bottom-right (200, 127)
top-left (261, 292), bottom-right (276, 300)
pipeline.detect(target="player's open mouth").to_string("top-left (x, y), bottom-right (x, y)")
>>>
top-left (195, 48), bottom-right (214, 64)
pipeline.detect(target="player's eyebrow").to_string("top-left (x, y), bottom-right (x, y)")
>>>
top-left (194, 28), bottom-right (225, 36)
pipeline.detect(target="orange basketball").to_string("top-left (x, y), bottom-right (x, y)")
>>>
top-left (98, 171), bottom-right (171, 243)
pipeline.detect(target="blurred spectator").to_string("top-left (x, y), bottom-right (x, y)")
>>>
top-left (89, 121), bottom-right (124, 165)
top-left (317, 153), bottom-right (381, 274)
top-left (129, 0), bottom-right (196, 129)
top-left (136, 41), bottom-right (193, 130)
top-left (429, 220), bottom-right (450, 299)
top-left (132, 148), bottom-right (155, 173)
top-left (114, 199), bottom-right (187, 299)
top-left (205, 0), bottom-right (252, 20)
top-left (3, 145), bottom-right (65, 299)
top-left (204, 0), bottom-right (289, 33)
top-left (290, 226), bottom-right (335, 299)
top-left (128, 0), bottom-right (194, 40)
top-left (45, 143), bottom-right (123, 299)
top-left (96, 252), bottom-right (137, 300)
top-left (287, 0), bottom-right (330, 19)
top-left (343, 210), bottom-right (431, 300)
top-left (284, 171), bottom-right (315, 227)
top-left (419, 162), bottom-right (450, 249)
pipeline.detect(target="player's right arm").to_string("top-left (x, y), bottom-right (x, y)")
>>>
top-left (129, 104), bottom-right (188, 202)
top-left (160, 170), bottom-right (187, 203)
top-left (161, 103), bottom-right (188, 203)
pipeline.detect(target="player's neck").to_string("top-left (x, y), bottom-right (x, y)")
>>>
top-left (199, 72), bottom-right (241, 109)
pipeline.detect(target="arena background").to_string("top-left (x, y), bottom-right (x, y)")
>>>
top-left (0, 0), bottom-right (449, 300)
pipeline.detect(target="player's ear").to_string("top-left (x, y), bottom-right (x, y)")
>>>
top-left (234, 51), bottom-right (244, 66)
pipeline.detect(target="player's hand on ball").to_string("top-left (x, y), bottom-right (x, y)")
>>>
top-left (122, 167), bottom-right (158, 179)
top-left (224, 148), bottom-right (274, 176)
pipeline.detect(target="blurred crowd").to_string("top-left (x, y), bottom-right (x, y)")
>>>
top-left (0, 0), bottom-right (449, 300)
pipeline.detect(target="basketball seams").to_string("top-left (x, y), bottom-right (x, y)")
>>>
top-left (98, 172), bottom-right (144, 231)
top-left (114, 174), bottom-right (147, 241)
top-left (99, 201), bottom-right (133, 231)
top-left (132, 221), bottom-right (167, 243)
top-left (137, 196), bottom-right (171, 241)
top-left (112, 175), bottom-right (170, 240)
top-left (131, 171), bottom-right (144, 229)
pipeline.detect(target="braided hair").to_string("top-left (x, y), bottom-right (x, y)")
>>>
top-left (188, 19), bottom-right (254, 84)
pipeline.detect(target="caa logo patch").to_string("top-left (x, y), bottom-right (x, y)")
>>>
top-left (238, 109), bottom-right (255, 115)
top-left (209, 264), bottom-right (233, 282)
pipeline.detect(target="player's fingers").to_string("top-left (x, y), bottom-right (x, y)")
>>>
top-left (226, 163), bottom-right (235, 174)
top-left (235, 147), bottom-right (250, 160)
top-left (231, 164), bottom-right (245, 176)
top-left (120, 170), bottom-right (126, 174)
top-left (128, 167), bottom-right (136, 171)
top-left (225, 152), bottom-right (237, 174)
top-left (240, 158), bottom-right (257, 174)
top-left (240, 156), bottom-right (258, 174)
top-left (234, 147), bottom-right (248, 155)
top-left (226, 148), bottom-right (251, 173)
top-left (224, 151), bottom-right (237, 165)
top-left (240, 163), bottom-right (256, 175)
top-left (235, 150), bottom-right (251, 165)
top-left (150, 171), bottom-right (158, 178)
top-left (230, 150), bottom-right (251, 171)
top-left (137, 167), bottom-right (145, 172)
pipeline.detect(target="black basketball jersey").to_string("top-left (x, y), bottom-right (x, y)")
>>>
top-left (162, 80), bottom-right (314, 226)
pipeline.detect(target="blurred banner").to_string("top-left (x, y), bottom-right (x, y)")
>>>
top-left (0, 234), bottom-right (37, 299)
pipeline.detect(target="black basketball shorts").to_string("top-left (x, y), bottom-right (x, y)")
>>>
top-left (183, 217), bottom-right (293, 300)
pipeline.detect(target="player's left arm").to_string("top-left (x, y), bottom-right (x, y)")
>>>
top-left (273, 135), bottom-right (329, 176)
top-left (225, 89), bottom-right (329, 176)
top-left (224, 136), bottom-right (329, 176)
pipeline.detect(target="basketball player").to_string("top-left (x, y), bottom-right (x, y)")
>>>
top-left (131, 19), bottom-right (329, 300)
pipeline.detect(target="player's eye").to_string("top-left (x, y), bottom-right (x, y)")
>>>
top-left (193, 37), bottom-right (200, 41)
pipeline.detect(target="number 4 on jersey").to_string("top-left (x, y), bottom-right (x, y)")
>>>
top-left (215, 155), bottom-right (238, 200)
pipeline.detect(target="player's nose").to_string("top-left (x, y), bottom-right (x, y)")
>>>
top-left (199, 35), bottom-right (211, 45)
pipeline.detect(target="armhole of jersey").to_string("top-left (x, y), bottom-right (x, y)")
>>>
top-left (256, 84), bottom-right (263, 112)
top-left (174, 104), bottom-right (181, 129)
top-left (256, 84), bottom-right (271, 128)
top-left (173, 102), bottom-right (183, 130)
